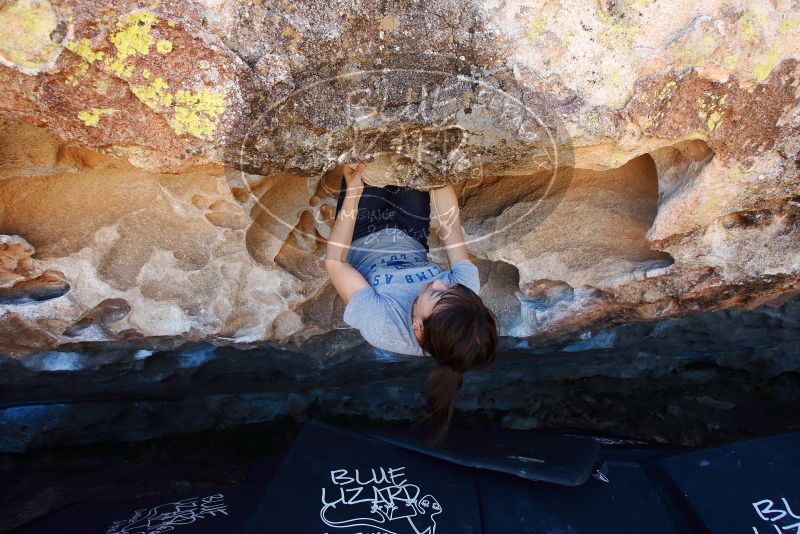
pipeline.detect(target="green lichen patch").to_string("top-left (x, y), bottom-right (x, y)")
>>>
top-left (706, 110), bottom-right (723, 131)
top-left (585, 112), bottom-right (601, 127)
top-left (675, 34), bottom-right (718, 68)
top-left (721, 54), bottom-right (738, 70)
top-left (63, 37), bottom-right (106, 85)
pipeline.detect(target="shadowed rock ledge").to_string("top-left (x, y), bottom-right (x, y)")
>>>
top-left (1, 297), bottom-right (799, 454)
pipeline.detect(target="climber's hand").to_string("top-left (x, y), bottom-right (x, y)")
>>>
top-left (343, 163), bottom-right (367, 192)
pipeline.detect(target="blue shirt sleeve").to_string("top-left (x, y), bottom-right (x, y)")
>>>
top-left (444, 260), bottom-right (480, 295)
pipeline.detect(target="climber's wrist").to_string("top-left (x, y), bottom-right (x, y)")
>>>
top-left (344, 175), bottom-right (364, 195)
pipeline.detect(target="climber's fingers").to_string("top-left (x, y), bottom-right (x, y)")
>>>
top-left (343, 162), bottom-right (367, 178)
top-left (343, 163), bottom-right (368, 189)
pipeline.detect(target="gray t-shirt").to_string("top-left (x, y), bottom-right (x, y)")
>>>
top-left (342, 227), bottom-right (480, 356)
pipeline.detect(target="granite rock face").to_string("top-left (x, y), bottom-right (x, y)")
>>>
top-left (0, 0), bottom-right (799, 355)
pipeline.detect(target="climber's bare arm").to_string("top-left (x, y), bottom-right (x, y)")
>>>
top-left (325, 259), bottom-right (369, 305)
top-left (431, 185), bottom-right (470, 265)
top-left (325, 164), bottom-right (370, 305)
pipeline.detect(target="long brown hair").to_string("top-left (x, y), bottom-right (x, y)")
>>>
top-left (418, 283), bottom-right (498, 445)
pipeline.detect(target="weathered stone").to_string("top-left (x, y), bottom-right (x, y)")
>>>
top-left (0, 234), bottom-right (70, 307)
top-left (0, 235), bottom-right (36, 286)
top-left (0, 0), bottom-right (797, 356)
top-left (0, 270), bottom-right (70, 304)
top-left (0, 312), bottom-right (58, 355)
top-left (62, 297), bottom-right (131, 337)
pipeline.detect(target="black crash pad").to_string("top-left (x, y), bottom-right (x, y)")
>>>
top-left (246, 422), bottom-right (482, 533)
top-left (651, 432), bottom-right (800, 533)
top-left (13, 479), bottom-right (268, 534)
top-left (366, 426), bottom-right (600, 486)
top-left (477, 460), bottom-right (683, 534)
top-left (13, 424), bottom-right (800, 534)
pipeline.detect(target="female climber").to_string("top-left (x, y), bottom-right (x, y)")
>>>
top-left (324, 162), bottom-right (499, 444)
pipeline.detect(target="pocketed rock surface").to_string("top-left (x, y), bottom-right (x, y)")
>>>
top-left (0, 0), bottom-right (798, 355)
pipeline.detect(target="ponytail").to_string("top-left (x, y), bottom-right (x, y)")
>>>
top-left (424, 364), bottom-right (464, 445)
top-left (416, 283), bottom-right (499, 446)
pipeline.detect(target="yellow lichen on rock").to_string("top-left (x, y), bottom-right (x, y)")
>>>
top-left (66, 38), bottom-right (104, 64)
top-left (0, 0), bottom-right (61, 70)
top-left (726, 164), bottom-right (753, 184)
top-left (172, 88), bottom-right (226, 140)
top-left (721, 54), bottom-right (738, 70)
top-left (607, 70), bottom-right (625, 94)
top-left (527, 17), bottom-right (547, 42)
top-left (593, 9), bottom-right (638, 51)
top-left (696, 92), bottom-right (726, 131)
top-left (110, 10), bottom-right (159, 60)
top-left (66, 63), bottom-right (89, 86)
top-left (659, 81), bottom-right (677, 100)
top-left (754, 46), bottom-right (780, 82)
top-left (706, 110), bottom-right (723, 131)
top-left (737, 11), bottom-right (757, 42)
top-left (104, 57), bottom-right (134, 78)
top-left (699, 194), bottom-right (724, 217)
top-left (64, 38), bottom-right (104, 86)
top-left (752, 5), bottom-right (768, 26)
top-left (77, 107), bottom-right (116, 127)
top-left (77, 109), bottom-right (101, 127)
top-left (676, 34), bottom-right (717, 68)
top-left (100, 9), bottom-right (160, 79)
top-left (156, 39), bottom-right (173, 54)
top-left (779, 18), bottom-right (798, 36)
top-left (131, 77), bottom-right (173, 111)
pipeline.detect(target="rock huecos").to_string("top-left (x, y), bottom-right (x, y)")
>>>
top-left (0, 1), bottom-right (797, 356)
